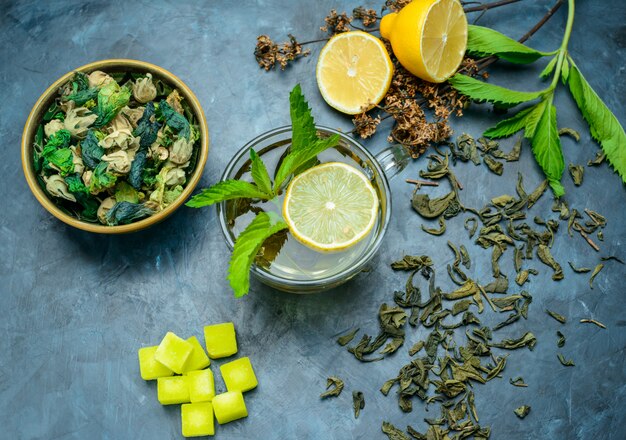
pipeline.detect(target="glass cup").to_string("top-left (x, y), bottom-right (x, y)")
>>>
top-left (217, 126), bottom-right (409, 294)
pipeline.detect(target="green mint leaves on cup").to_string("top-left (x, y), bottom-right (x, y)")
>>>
top-left (187, 84), bottom-right (340, 297)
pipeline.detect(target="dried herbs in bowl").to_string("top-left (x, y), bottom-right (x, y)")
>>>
top-left (22, 59), bottom-right (209, 233)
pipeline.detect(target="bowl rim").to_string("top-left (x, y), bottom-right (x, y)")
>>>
top-left (21, 58), bottom-right (209, 234)
top-left (216, 125), bottom-right (393, 292)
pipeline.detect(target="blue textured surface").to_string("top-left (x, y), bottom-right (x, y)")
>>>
top-left (1, 1), bottom-right (625, 439)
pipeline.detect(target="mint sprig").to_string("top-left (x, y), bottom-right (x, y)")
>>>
top-left (466, 25), bottom-right (555, 64)
top-left (187, 84), bottom-right (340, 297)
top-left (186, 179), bottom-right (271, 207)
top-left (449, 0), bottom-right (626, 196)
top-left (228, 212), bottom-right (288, 298)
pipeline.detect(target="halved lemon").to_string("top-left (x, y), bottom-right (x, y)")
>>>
top-left (316, 31), bottom-right (394, 115)
top-left (283, 162), bottom-right (379, 252)
top-left (380, 0), bottom-right (468, 83)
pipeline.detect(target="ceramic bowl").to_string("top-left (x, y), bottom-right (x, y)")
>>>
top-left (21, 59), bottom-right (209, 233)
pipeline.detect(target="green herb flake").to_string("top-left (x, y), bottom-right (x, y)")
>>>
top-left (545, 309), bottom-right (567, 324)
top-left (514, 405), bottom-right (531, 419)
top-left (352, 391), bottom-right (365, 419)
top-left (320, 376), bottom-right (344, 399)
top-left (557, 353), bottom-right (575, 367)
top-left (336, 328), bottom-right (359, 346)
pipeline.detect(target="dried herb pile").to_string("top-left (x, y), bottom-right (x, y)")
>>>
top-left (33, 70), bottom-right (201, 225)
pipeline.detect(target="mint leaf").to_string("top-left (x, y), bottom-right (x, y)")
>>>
top-left (273, 134), bottom-right (340, 192)
top-left (539, 56), bottom-right (558, 79)
top-left (523, 100), bottom-right (547, 139)
top-left (484, 100), bottom-right (546, 139)
top-left (227, 212), bottom-right (288, 297)
top-left (186, 180), bottom-right (270, 208)
top-left (289, 84), bottom-right (317, 152)
top-left (467, 25), bottom-right (551, 64)
top-left (449, 74), bottom-right (545, 107)
top-left (531, 102), bottom-right (565, 196)
top-left (567, 63), bottom-right (626, 182)
top-left (250, 149), bottom-right (273, 196)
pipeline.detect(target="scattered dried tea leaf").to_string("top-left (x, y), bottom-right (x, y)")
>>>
top-left (465, 217), bottom-right (478, 238)
top-left (352, 391), bottom-right (365, 418)
top-left (588, 263), bottom-right (604, 289)
top-left (556, 331), bottom-right (566, 347)
top-left (483, 155), bottom-right (503, 175)
top-left (537, 244), bottom-right (564, 281)
top-left (421, 217), bottom-right (446, 235)
top-left (515, 270), bottom-right (530, 286)
top-left (557, 354), bottom-right (575, 367)
top-left (320, 376), bottom-right (344, 398)
top-left (460, 245), bottom-right (471, 269)
top-left (527, 180), bottom-right (549, 208)
top-left (514, 405), bottom-right (531, 419)
top-left (412, 191), bottom-right (457, 219)
top-left (584, 208), bottom-right (607, 228)
top-left (600, 255), bottom-right (625, 264)
top-left (391, 255), bottom-right (433, 271)
top-left (545, 309), bottom-right (566, 324)
top-left (509, 376), bottom-right (528, 387)
top-left (483, 276), bottom-right (509, 293)
top-left (580, 318), bottom-right (606, 329)
top-left (558, 127), bottom-right (580, 141)
top-left (568, 163), bottom-right (584, 186)
top-left (382, 421), bottom-right (410, 440)
top-left (587, 151), bottom-right (606, 166)
top-left (408, 341), bottom-right (424, 356)
top-left (492, 332), bottom-right (536, 350)
top-left (337, 328), bottom-right (360, 346)
top-left (568, 261), bottom-right (591, 273)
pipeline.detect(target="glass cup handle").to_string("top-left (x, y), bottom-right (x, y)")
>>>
top-left (375, 145), bottom-right (410, 181)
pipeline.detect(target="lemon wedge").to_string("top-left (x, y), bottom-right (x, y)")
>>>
top-left (282, 162), bottom-right (379, 252)
top-left (380, 0), bottom-right (468, 83)
top-left (316, 31), bottom-right (394, 115)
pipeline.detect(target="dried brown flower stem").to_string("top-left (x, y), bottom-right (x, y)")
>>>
top-left (349, 23), bottom-right (380, 32)
top-left (299, 38), bottom-right (330, 45)
top-left (463, 0), bottom-right (522, 13)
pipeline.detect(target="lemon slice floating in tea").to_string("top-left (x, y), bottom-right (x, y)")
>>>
top-left (380, 0), bottom-right (467, 83)
top-left (316, 31), bottom-right (394, 115)
top-left (282, 162), bottom-right (379, 252)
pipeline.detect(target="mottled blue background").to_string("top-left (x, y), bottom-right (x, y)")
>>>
top-left (1, 0), bottom-right (625, 439)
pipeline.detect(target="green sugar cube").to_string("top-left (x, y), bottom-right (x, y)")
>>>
top-left (157, 376), bottom-right (190, 405)
top-left (138, 346), bottom-right (173, 380)
top-left (181, 402), bottom-right (215, 437)
top-left (204, 322), bottom-right (238, 359)
top-left (155, 332), bottom-right (194, 374)
top-left (220, 357), bottom-right (258, 392)
top-left (212, 391), bottom-right (248, 424)
top-left (182, 336), bottom-right (211, 373)
top-left (187, 369), bottom-right (215, 403)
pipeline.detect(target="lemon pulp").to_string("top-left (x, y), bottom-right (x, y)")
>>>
top-left (282, 162), bottom-right (379, 252)
top-left (316, 31), bottom-right (394, 115)
top-left (380, 0), bottom-right (468, 83)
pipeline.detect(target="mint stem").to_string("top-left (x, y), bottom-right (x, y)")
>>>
top-left (550, 0), bottom-right (575, 90)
